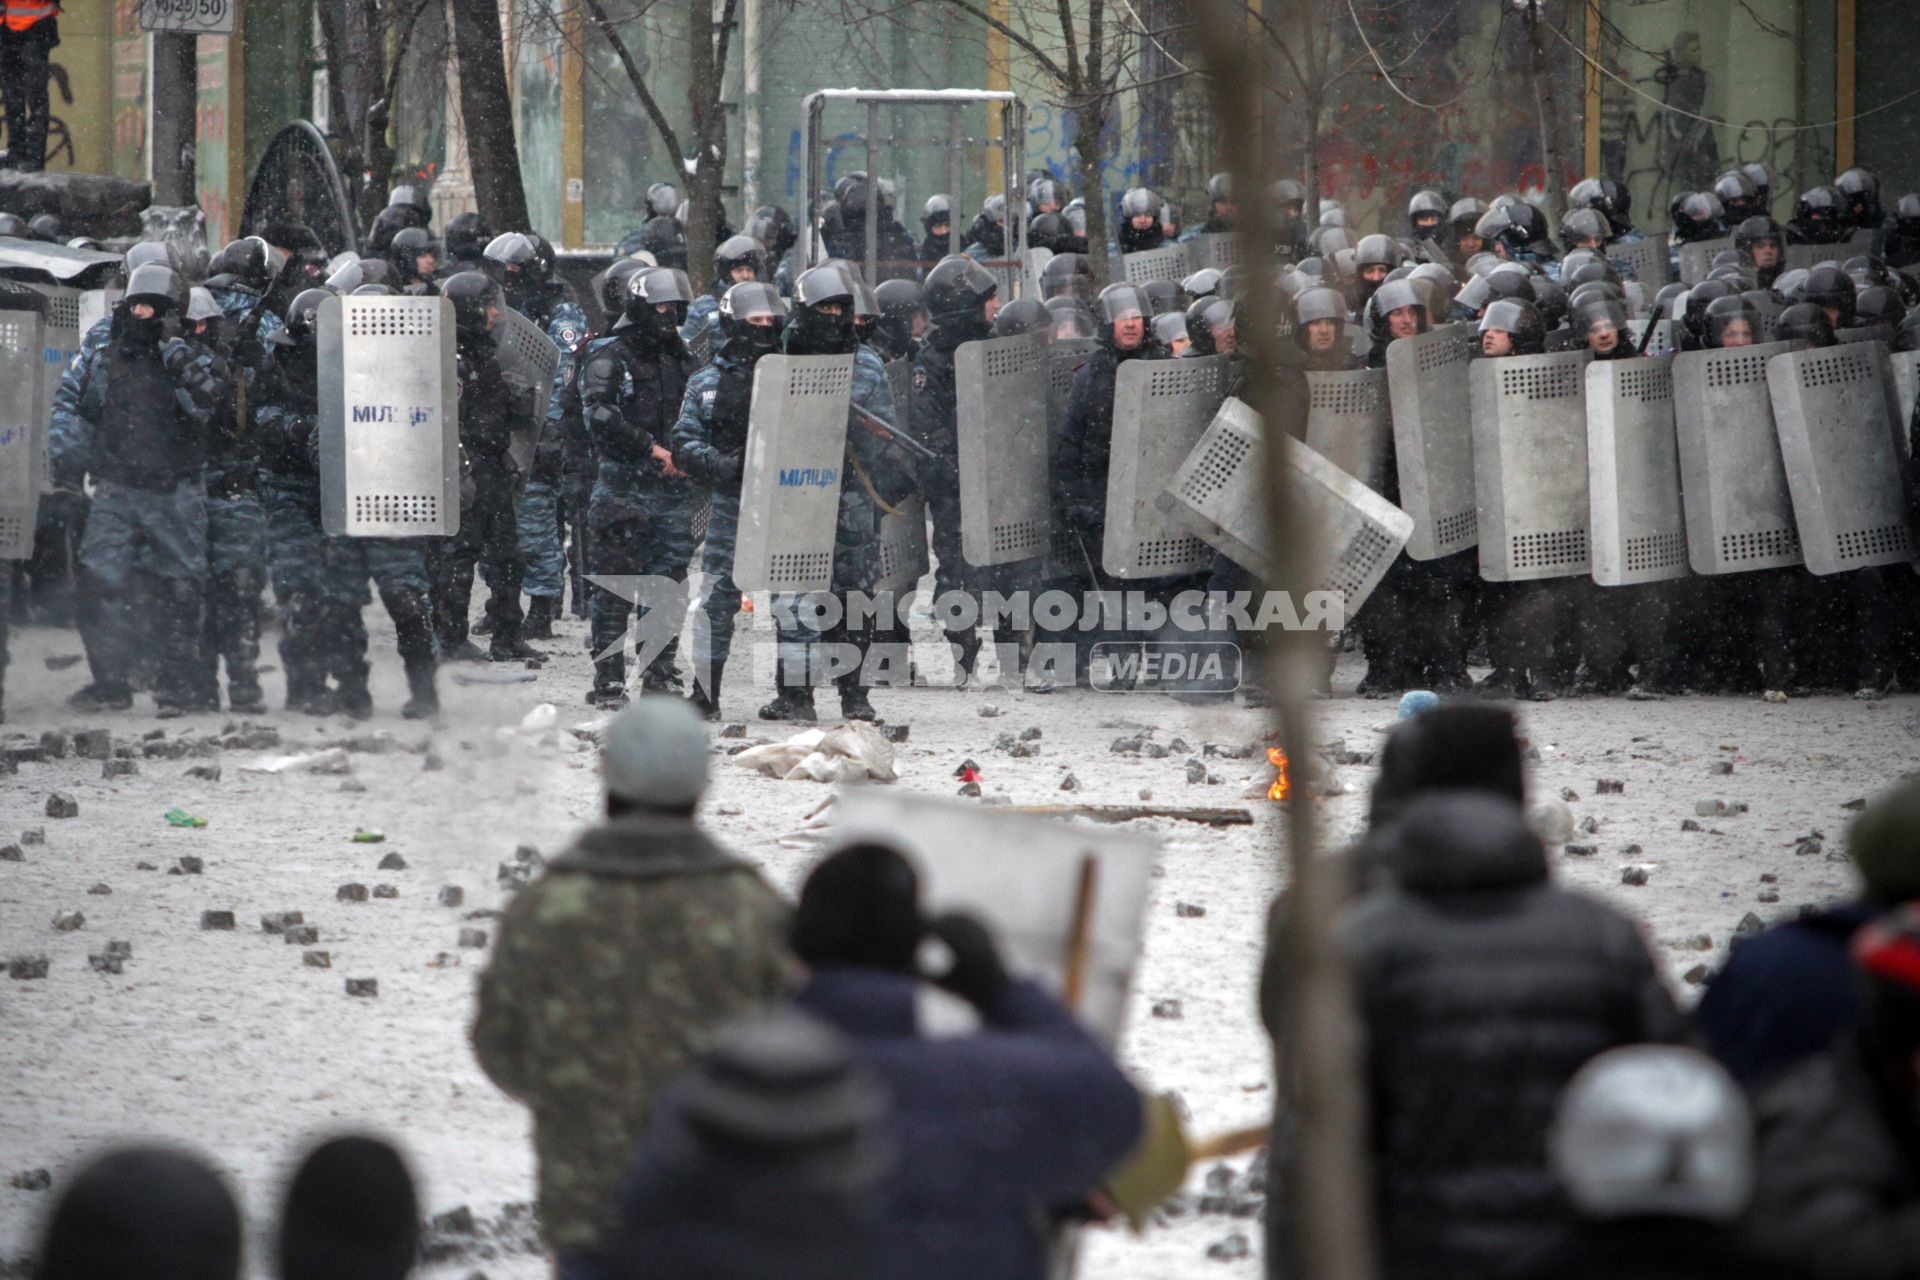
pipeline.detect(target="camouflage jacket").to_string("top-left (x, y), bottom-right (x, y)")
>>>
top-left (470, 813), bottom-right (792, 1254)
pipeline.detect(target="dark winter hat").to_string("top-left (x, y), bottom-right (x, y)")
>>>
top-left (277, 1135), bottom-right (419, 1280)
top-left (1369, 703), bottom-right (1525, 829)
top-left (36, 1145), bottom-right (242, 1280)
top-left (1849, 779), bottom-right (1920, 905)
top-left (792, 843), bottom-right (922, 972)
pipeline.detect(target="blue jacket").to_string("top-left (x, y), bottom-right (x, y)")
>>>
top-left (792, 968), bottom-right (1140, 1280)
top-left (1695, 902), bottom-right (1877, 1087)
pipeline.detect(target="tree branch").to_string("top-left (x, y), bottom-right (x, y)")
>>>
top-left (578, 0), bottom-right (686, 170)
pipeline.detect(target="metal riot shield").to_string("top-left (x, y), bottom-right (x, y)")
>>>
top-left (1470, 349), bottom-right (1595, 582)
top-left (1585, 356), bottom-right (1688, 586)
top-left (687, 322), bottom-right (714, 368)
top-left (1783, 242), bottom-right (1849, 273)
top-left (0, 290), bottom-right (47, 560)
top-left (78, 287), bottom-right (120, 340)
top-left (1613, 237), bottom-right (1671, 288)
top-left (1164, 396), bottom-right (1265, 574)
top-left (1642, 318), bottom-right (1677, 358)
top-left (956, 334), bottom-right (1050, 565)
top-left (1102, 355), bottom-right (1228, 577)
top-left (883, 356), bottom-right (911, 420)
top-left (1047, 339), bottom-right (1096, 431)
top-left (23, 283), bottom-right (79, 463)
top-left (1751, 295), bottom-right (1782, 343)
top-left (1677, 236), bottom-right (1736, 286)
top-left (1836, 324), bottom-right (1895, 348)
top-left (317, 293), bottom-right (461, 538)
top-left (874, 498), bottom-right (929, 594)
top-left (1121, 246), bottom-right (1190, 286)
top-left (1890, 348), bottom-right (1920, 455)
top-left (1386, 322), bottom-right (1478, 560)
top-left (1767, 343), bottom-right (1915, 574)
top-left (1672, 340), bottom-right (1802, 574)
top-left (493, 306), bottom-right (562, 477)
top-left (1303, 366), bottom-right (1391, 491)
top-left (1189, 233), bottom-right (1242, 272)
top-left (831, 789), bottom-right (1157, 1048)
top-left (733, 353), bottom-right (856, 592)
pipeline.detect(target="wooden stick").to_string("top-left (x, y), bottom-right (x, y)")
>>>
top-left (1189, 1124), bottom-right (1271, 1162)
top-left (1000, 804), bottom-right (1255, 827)
top-left (1062, 854), bottom-right (1099, 1011)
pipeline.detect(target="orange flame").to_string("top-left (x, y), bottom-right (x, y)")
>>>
top-left (1266, 748), bottom-right (1291, 801)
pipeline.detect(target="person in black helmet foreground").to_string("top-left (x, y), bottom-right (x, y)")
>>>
top-left (63, 264), bottom-right (231, 715)
top-left (670, 280), bottom-right (788, 720)
top-left (578, 266), bottom-right (699, 706)
top-left (474, 698), bottom-right (791, 1278)
top-left (759, 263), bottom-right (911, 724)
top-left (1262, 787), bottom-right (1684, 1280)
top-left (35, 1144), bottom-right (243, 1280)
top-left (1749, 900), bottom-right (1920, 1278)
top-left (430, 271), bottom-right (546, 665)
top-left (605, 1009), bottom-right (892, 1280)
top-left (912, 255), bottom-right (1022, 687)
top-left (786, 842), bottom-right (1142, 1280)
top-left (681, 234), bottom-right (767, 354)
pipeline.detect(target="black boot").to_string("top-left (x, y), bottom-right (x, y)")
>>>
top-left (688, 663), bottom-right (724, 721)
top-left (837, 675), bottom-right (880, 723)
top-left (401, 656), bottom-right (439, 720)
top-left (523, 595), bottom-right (558, 640)
top-left (154, 578), bottom-right (213, 717)
top-left (758, 684), bottom-right (817, 722)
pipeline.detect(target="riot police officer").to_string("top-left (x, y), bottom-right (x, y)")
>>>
top-left (388, 226), bottom-right (440, 295)
top-left (431, 271), bottom-right (545, 664)
top-left (1733, 216), bottom-right (1787, 289)
top-left (682, 234), bottom-right (767, 354)
top-left (872, 278), bottom-right (927, 361)
top-left (1117, 188), bottom-right (1166, 254)
top-left (670, 281), bottom-right (786, 719)
top-left (1790, 187), bottom-right (1847, 245)
top-left (759, 263), bottom-right (908, 722)
top-left (919, 195), bottom-right (955, 266)
top-left (443, 211), bottom-right (494, 276)
top-left (1407, 190), bottom-right (1448, 242)
top-left (578, 266), bottom-right (699, 706)
top-left (66, 265), bottom-right (227, 713)
top-left (962, 194), bottom-right (1010, 263)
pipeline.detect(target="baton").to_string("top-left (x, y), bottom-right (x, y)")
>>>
top-left (1634, 300), bottom-right (1666, 356)
top-left (849, 401), bottom-right (955, 475)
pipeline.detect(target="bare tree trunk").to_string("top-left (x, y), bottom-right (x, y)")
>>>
top-left (1523, 0), bottom-right (1570, 224)
top-left (1196, 3), bottom-right (1378, 1279)
top-left (449, 0), bottom-right (532, 231)
top-left (354, 0), bottom-right (392, 226)
top-left (1073, 109), bottom-right (1109, 289)
top-left (1301, 97), bottom-right (1320, 227)
top-left (682, 0), bottom-right (732, 291)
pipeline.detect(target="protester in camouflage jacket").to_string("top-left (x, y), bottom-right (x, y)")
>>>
top-left (470, 699), bottom-right (792, 1270)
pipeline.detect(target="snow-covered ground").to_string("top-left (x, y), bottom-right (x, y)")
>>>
top-left (1, 592), bottom-right (1911, 1277)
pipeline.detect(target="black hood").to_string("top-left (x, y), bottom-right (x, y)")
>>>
top-left (1384, 791), bottom-right (1549, 895)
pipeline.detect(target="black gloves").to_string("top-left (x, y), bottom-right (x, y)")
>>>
top-left (717, 450), bottom-right (744, 481)
top-left (924, 911), bottom-right (1012, 1008)
top-left (161, 337), bottom-right (195, 377)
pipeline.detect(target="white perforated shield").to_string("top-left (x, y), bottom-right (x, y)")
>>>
top-left (1386, 322), bottom-right (1478, 559)
top-left (1586, 356), bottom-right (1688, 586)
top-left (1672, 340), bottom-right (1803, 574)
top-left (1677, 236), bottom-right (1735, 286)
top-left (1613, 238), bottom-right (1670, 288)
top-left (733, 353), bottom-right (855, 592)
top-left (874, 497), bottom-right (930, 594)
top-left (1766, 343), bottom-right (1915, 574)
top-left (957, 334), bottom-right (1051, 565)
top-left (831, 788), bottom-right (1157, 1048)
top-left (0, 299), bottom-right (46, 559)
top-left (1164, 395), bottom-right (1267, 575)
top-left (1470, 349), bottom-right (1595, 582)
top-left (1102, 354), bottom-right (1228, 578)
top-left (317, 294), bottom-right (462, 537)
top-left (1303, 366), bottom-right (1391, 492)
top-left (1890, 348), bottom-right (1920, 457)
top-left (493, 306), bottom-right (562, 477)
top-left (23, 282), bottom-right (78, 492)
top-left (1121, 246), bottom-right (1191, 286)
top-left (1189, 233), bottom-right (1242, 272)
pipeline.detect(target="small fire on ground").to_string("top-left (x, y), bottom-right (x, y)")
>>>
top-left (1266, 748), bottom-right (1291, 801)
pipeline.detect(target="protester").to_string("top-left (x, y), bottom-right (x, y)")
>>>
top-left (277, 1134), bottom-right (420, 1280)
top-left (34, 1144), bottom-right (243, 1280)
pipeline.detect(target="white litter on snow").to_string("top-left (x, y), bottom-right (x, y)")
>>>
top-left (731, 722), bottom-right (898, 784)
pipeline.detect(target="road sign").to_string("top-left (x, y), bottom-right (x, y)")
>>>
top-left (140, 0), bottom-right (236, 36)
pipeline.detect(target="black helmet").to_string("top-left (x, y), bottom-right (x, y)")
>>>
top-left (123, 263), bottom-right (184, 312)
top-left (1770, 267), bottom-right (1811, 307)
top-left (923, 255), bottom-right (997, 321)
top-left (385, 184), bottom-right (432, 224)
top-left (874, 277), bottom-right (926, 351)
top-left (1179, 296), bottom-right (1233, 356)
top-left (0, 212), bottom-right (28, 238)
top-left (639, 215), bottom-right (688, 270)
top-left (1652, 280), bottom-right (1689, 317)
top-left (26, 212), bottom-right (62, 242)
top-left (1119, 187), bottom-right (1159, 220)
top-left (746, 205), bottom-right (797, 258)
top-left (1151, 311), bottom-right (1189, 351)
top-left (629, 265), bottom-right (695, 333)
top-left (1447, 196), bottom-right (1489, 237)
top-left (1453, 273), bottom-right (1495, 317)
top-left (787, 263), bottom-right (859, 354)
top-left (1269, 179), bottom-right (1306, 212)
top-left (1408, 189), bottom-right (1448, 232)
top-left (483, 231), bottom-right (539, 272)
top-left (1182, 267), bottom-right (1225, 301)
top-left (717, 280), bottom-right (787, 357)
top-left (1366, 278), bottom-right (1428, 346)
top-left (1475, 202), bottom-right (1550, 255)
top-left (267, 287), bottom-right (331, 347)
top-left (1775, 302), bottom-right (1835, 347)
top-left (1030, 178), bottom-right (1073, 213)
top-left (1308, 225), bottom-right (1357, 258)
top-left (1836, 166), bottom-right (1884, 227)
top-left (441, 270), bottom-right (503, 344)
top-left (1673, 192), bottom-right (1727, 242)
top-left (1574, 294), bottom-right (1631, 348)
top-left (1801, 264), bottom-right (1857, 325)
top-left (221, 236), bottom-right (276, 291)
top-left (1855, 283), bottom-right (1906, 329)
top-left (324, 258), bottom-right (368, 293)
top-left (1682, 278), bottom-right (1737, 340)
top-left (483, 231), bottom-right (546, 307)
top-left (645, 181), bottom-right (682, 219)
top-left (713, 234), bottom-right (768, 285)
top-left (1559, 208), bottom-right (1613, 248)
top-left (1568, 280), bottom-right (1625, 313)
top-left (919, 194), bottom-right (953, 238)
top-left (1701, 294), bottom-right (1760, 348)
top-left (351, 283), bottom-right (396, 297)
top-left (387, 225), bottom-right (439, 285)
top-left (1485, 263), bottom-right (1536, 304)
top-left (1040, 252), bottom-right (1094, 303)
top-left (1529, 275), bottom-right (1570, 331)
top-left (443, 211), bottom-right (492, 265)
top-left (597, 258), bottom-right (649, 322)
top-left (1712, 170), bottom-right (1760, 220)
top-left (1739, 163), bottom-right (1775, 206)
top-left (1138, 280), bottom-right (1181, 318)
top-left (1733, 216), bottom-right (1785, 256)
top-left (1562, 258), bottom-right (1621, 292)
top-left (1793, 186), bottom-right (1845, 241)
top-left (994, 297), bottom-right (1050, 339)
top-left (1478, 298), bottom-right (1545, 355)
top-left (1896, 194), bottom-right (1920, 238)
top-left (124, 240), bottom-right (178, 276)
top-left (1407, 261), bottom-right (1458, 316)
top-left (1569, 177), bottom-right (1633, 231)
top-left (1354, 234), bottom-right (1399, 272)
